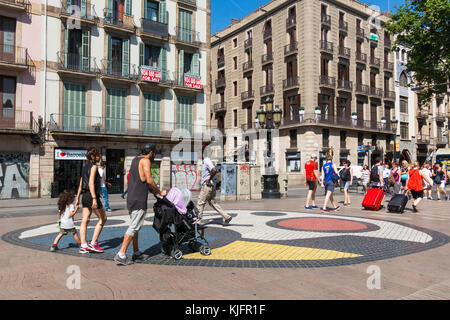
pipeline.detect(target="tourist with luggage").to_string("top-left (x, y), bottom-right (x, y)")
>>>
top-left (422, 163), bottom-right (433, 200)
top-left (361, 165), bottom-right (370, 194)
top-left (405, 162), bottom-right (433, 212)
top-left (340, 160), bottom-right (353, 206)
top-left (320, 155), bottom-right (341, 213)
top-left (433, 163), bottom-right (448, 201)
top-left (370, 157), bottom-right (384, 188)
top-left (304, 154), bottom-right (319, 210)
top-left (75, 147), bottom-right (107, 254)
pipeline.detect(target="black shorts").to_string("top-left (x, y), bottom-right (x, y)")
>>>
top-left (82, 192), bottom-right (103, 210)
top-left (411, 190), bottom-right (424, 200)
top-left (307, 180), bottom-right (317, 191)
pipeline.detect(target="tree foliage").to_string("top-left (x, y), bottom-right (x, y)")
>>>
top-left (386, 0), bottom-right (450, 102)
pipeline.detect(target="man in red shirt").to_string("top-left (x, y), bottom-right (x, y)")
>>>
top-left (305, 154), bottom-right (319, 210)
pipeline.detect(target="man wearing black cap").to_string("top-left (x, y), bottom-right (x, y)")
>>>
top-left (114, 144), bottom-right (167, 266)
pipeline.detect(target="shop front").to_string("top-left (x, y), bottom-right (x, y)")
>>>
top-left (53, 148), bottom-right (86, 197)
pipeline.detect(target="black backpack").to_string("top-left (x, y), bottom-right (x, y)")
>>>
top-left (370, 165), bottom-right (380, 182)
top-left (340, 168), bottom-right (350, 181)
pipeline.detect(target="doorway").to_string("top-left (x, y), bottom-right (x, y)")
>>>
top-left (106, 149), bottom-right (125, 194)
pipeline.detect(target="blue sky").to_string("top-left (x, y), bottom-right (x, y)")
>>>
top-left (211, 0), bottom-right (406, 34)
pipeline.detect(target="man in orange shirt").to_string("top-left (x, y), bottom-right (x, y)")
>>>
top-left (305, 154), bottom-right (319, 210)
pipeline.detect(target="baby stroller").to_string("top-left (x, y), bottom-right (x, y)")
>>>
top-left (152, 189), bottom-right (211, 260)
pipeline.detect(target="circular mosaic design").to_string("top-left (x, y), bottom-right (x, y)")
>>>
top-left (2, 210), bottom-right (449, 268)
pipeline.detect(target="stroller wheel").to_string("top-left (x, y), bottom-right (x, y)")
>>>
top-left (171, 248), bottom-right (183, 260)
top-left (161, 243), bottom-right (171, 256)
top-left (200, 246), bottom-right (211, 256)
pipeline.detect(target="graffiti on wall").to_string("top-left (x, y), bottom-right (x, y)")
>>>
top-left (171, 164), bottom-right (199, 191)
top-left (0, 153), bottom-right (30, 199)
top-left (151, 166), bottom-right (160, 188)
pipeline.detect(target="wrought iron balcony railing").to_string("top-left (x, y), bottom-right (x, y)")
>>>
top-left (355, 83), bottom-right (369, 95)
top-left (356, 27), bottom-right (365, 38)
top-left (260, 84), bottom-right (275, 96)
top-left (321, 14), bottom-right (331, 26)
top-left (213, 102), bottom-right (226, 113)
top-left (384, 90), bottom-right (395, 100)
top-left (283, 77), bottom-right (300, 90)
top-left (319, 75), bottom-right (336, 87)
top-left (338, 46), bottom-right (351, 58)
top-left (339, 20), bottom-right (348, 31)
top-left (356, 52), bottom-right (367, 63)
top-left (241, 90), bottom-right (255, 101)
top-left (140, 15), bottom-right (169, 38)
top-left (261, 52), bottom-right (273, 64)
top-left (215, 77), bottom-right (226, 88)
top-left (370, 87), bottom-right (383, 97)
top-left (285, 42), bottom-right (298, 55)
top-left (286, 16), bottom-right (296, 28)
top-left (59, 0), bottom-right (97, 20)
top-left (175, 27), bottom-right (201, 45)
top-left (103, 9), bottom-right (135, 31)
top-left (242, 61), bottom-right (254, 72)
top-left (319, 40), bottom-right (333, 54)
top-left (384, 61), bottom-right (394, 71)
top-left (100, 59), bottom-right (137, 79)
top-left (370, 56), bottom-right (381, 68)
top-left (0, 110), bottom-right (39, 133)
top-left (57, 51), bottom-right (98, 74)
top-left (0, 44), bottom-right (31, 66)
top-left (0, 0), bottom-right (30, 10)
top-left (244, 38), bottom-right (252, 49)
top-left (217, 56), bottom-right (225, 68)
top-left (337, 79), bottom-right (353, 91)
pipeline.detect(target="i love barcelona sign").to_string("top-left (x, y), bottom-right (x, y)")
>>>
top-left (54, 149), bottom-right (87, 160)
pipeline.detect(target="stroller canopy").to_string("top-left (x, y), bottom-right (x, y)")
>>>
top-left (166, 187), bottom-right (190, 215)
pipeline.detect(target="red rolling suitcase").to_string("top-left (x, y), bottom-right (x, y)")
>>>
top-left (362, 187), bottom-right (385, 211)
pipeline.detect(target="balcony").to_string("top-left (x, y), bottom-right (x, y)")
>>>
top-left (140, 16), bottom-right (169, 39)
top-left (59, 0), bottom-right (97, 25)
top-left (385, 38), bottom-right (392, 48)
top-left (356, 27), bottom-right (365, 39)
top-left (0, 0), bottom-right (30, 12)
top-left (178, 0), bottom-right (196, 7)
top-left (49, 114), bottom-right (206, 139)
top-left (384, 61), bottom-right (394, 72)
top-left (283, 113), bottom-right (395, 134)
top-left (384, 90), bottom-right (395, 101)
top-left (0, 44), bottom-right (32, 72)
top-left (355, 52), bottom-right (367, 64)
top-left (244, 38), bottom-right (252, 49)
top-left (286, 16), bottom-right (296, 29)
top-left (57, 52), bottom-right (98, 77)
top-left (261, 52), bottom-right (273, 65)
top-left (436, 113), bottom-right (447, 123)
top-left (321, 14), bottom-right (331, 27)
top-left (283, 77), bottom-right (300, 91)
top-left (319, 75), bottom-right (336, 88)
top-left (355, 83), bottom-right (369, 95)
top-left (416, 109), bottom-right (429, 121)
top-left (319, 40), bottom-right (333, 54)
top-left (338, 46), bottom-right (351, 59)
top-left (0, 110), bottom-right (39, 135)
top-left (100, 59), bottom-right (137, 82)
top-left (260, 84), bottom-right (275, 96)
top-left (137, 67), bottom-right (172, 87)
top-left (174, 27), bottom-right (201, 46)
top-left (370, 87), bottom-right (383, 98)
top-left (417, 134), bottom-right (430, 145)
top-left (213, 102), bottom-right (227, 114)
top-left (215, 77), bottom-right (226, 89)
top-left (436, 135), bottom-right (448, 146)
top-left (337, 79), bottom-right (353, 92)
top-left (103, 9), bottom-right (135, 35)
top-left (339, 20), bottom-right (348, 32)
top-left (217, 56), bottom-right (225, 69)
top-left (284, 42), bottom-right (298, 56)
top-left (263, 28), bottom-right (272, 40)
top-left (173, 72), bottom-right (203, 90)
top-left (370, 56), bottom-right (381, 68)
top-left (242, 61), bottom-right (254, 73)
top-left (241, 90), bottom-right (255, 102)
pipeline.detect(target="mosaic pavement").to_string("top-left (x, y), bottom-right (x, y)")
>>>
top-left (2, 210), bottom-right (449, 268)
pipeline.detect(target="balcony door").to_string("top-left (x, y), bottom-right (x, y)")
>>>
top-left (178, 9), bottom-right (193, 42)
top-left (357, 101), bottom-right (364, 126)
top-left (177, 96), bottom-right (194, 135)
top-left (62, 82), bottom-right (87, 132)
top-left (106, 87), bottom-right (127, 134)
top-left (107, 35), bottom-right (129, 77)
top-left (0, 76), bottom-right (16, 128)
top-left (0, 17), bottom-right (16, 64)
top-left (370, 103), bottom-right (377, 129)
top-left (143, 92), bottom-right (161, 136)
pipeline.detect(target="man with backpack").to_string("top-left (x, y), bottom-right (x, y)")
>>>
top-left (371, 157), bottom-right (384, 188)
top-left (340, 160), bottom-right (353, 206)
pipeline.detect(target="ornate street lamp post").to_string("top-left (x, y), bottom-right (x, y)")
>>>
top-left (391, 117), bottom-right (399, 162)
top-left (257, 96), bottom-right (282, 199)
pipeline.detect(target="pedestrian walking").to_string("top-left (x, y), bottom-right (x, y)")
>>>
top-left (50, 190), bottom-right (81, 252)
top-left (197, 144), bottom-right (232, 226)
top-left (304, 153), bottom-right (319, 210)
top-left (391, 162), bottom-right (401, 194)
top-left (406, 162), bottom-right (433, 212)
top-left (320, 155), bottom-right (341, 213)
top-left (75, 147), bottom-right (108, 254)
top-left (370, 157), bottom-right (384, 188)
top-left (98, 162), bottom-right (112, 213)
top-left (121, 172), bottom-right (130, 199)
top-left (340, 160), bottom-right (353, 206)
top-left (433, 163), bottom-right (448, 201)
top-left (382, 163), bottom-right (392, 194)
top-left (114, 144), bottom-right (167, 266)
top-left (422, 163), bottom-right (433, 199)
top-left (361, 165), bottom-right (370, 194)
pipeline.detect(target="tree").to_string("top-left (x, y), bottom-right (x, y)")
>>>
top-left (386, 0), bottom-right (450, 102)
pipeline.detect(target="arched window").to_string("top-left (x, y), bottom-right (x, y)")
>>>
top-left (399, 72), bottom-right (408, 87)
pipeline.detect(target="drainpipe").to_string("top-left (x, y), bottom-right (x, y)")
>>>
top-left (44, 0), bottom-right (48, 126)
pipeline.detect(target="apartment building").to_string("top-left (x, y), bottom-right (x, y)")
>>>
top-left (393, 45), bottom-right (417, 164)
top-left (0, 0), bottom-right (42, 199)
top-left (211, 0), bottom-right (396, 185)
top-left (39, 0), bottom-right (210, 197)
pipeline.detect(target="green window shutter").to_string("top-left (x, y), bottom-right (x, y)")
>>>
top-left (144, 0), bottom-right (148, 19)
top-left (107, 0), bottom-right (113, 20)
top-left (81, 29), bottom-right (90, 72)
top-left (107, 34), bottom-right (112, 74)
top-left (143, 93), bottom-right (161, 136)
top-left (159, 1), bottom-right (167, 24)
top-left (177, 96), bottom-right (193, 135)
top-left (192, 52), bottom-right (200, 76)
top-left (63, 82), bottom-right (87, 132)
top-left (178, 49), bottom-right (184, 84)
top-left (125, 0), bottom-right (131, 15)
top-left (80, 0), bottom-right (87, 18)
top-left (106, 88), bottom-right (126, 134)
top-left (159, 47), bottom-right (167, 81)
top-left (139, 42), bottom-right (144, 67)
top-left (122, 38), bottom-right (130, 78)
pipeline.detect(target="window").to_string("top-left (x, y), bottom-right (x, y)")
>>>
top-left (400, 98), bottom-right (408, 113)
top-left (144, 44), bottom-right (161, 67)
top-left (286, 152), bottom-right (301, 172)
top-left (340, 131), bottom-right (347, 149)
top-left (143, 92), bottom-right (161, 135)
top-left (400, 123), bottom-right (409, 140)
top-left (323, 129), bottom-right (329, 147)
top-left (233, 38), bottom-right (237, 48)
top-left (106, 87), bottom-right (127, 134)
top-left (177, 96), bottom-right (194, 135)
top-left (233, 81), bottom-right (237, 96)
top-left (146, 1), bottom-right (159, 21)
top-left (290, 130), bottom-right (297, 148)
top-left (399, 72), bottom-right (408, 87)
top-left (233, 56), bottom-right (237, 70)
top-left (1, 76), bottom-right (16, 119)
top-left (233, 109), bottom-right (237, 127)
